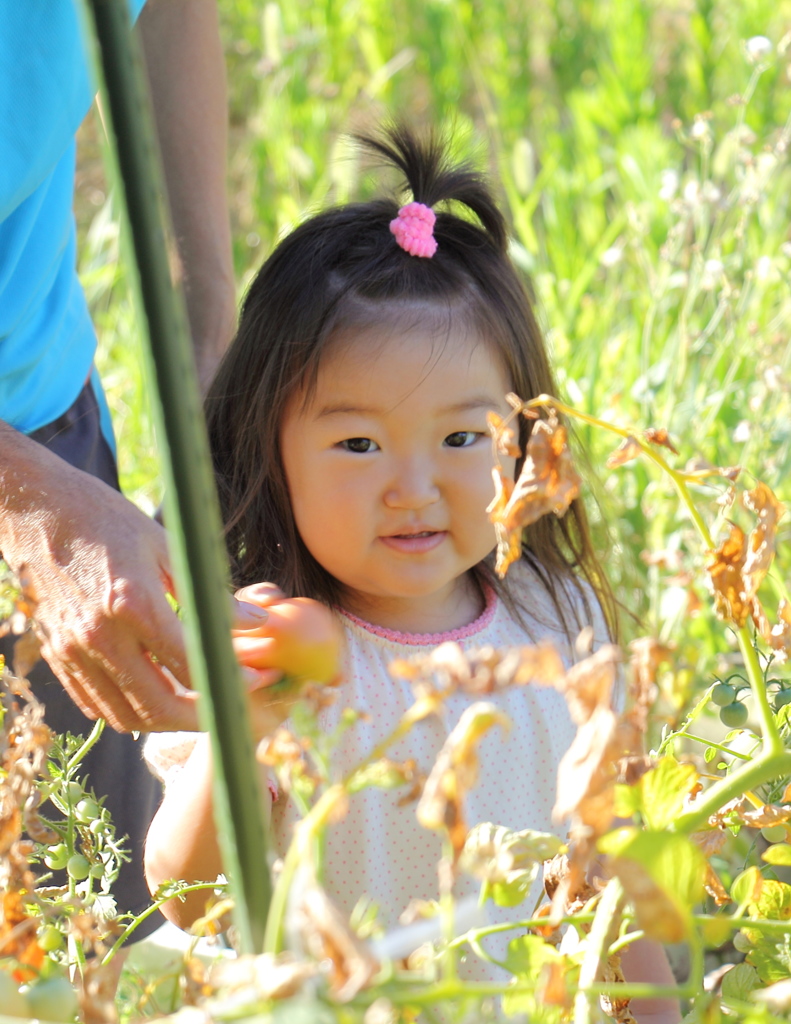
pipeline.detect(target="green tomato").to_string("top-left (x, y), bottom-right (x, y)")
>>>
top-left (24, 975), bottom-right (79, 1022)
top-left (719, 701), bottom-right (748, 728)
top-left (773, 690), bottom-right (791, 711)
top-left (89, 817), bottom-right (106, 836)
top-left (43, 842), bottom-right (69, 871)
top-left (75, 797), bottom-right (100, 824)
top-left (0, 968), bottom-right (28, 1017)
top-left (66, 853), bottom-right (91, 881)
top-left (761, 824), bottom-right (787, 843)
top-left (38, 925), bottom-right (65, 952)
top-left (63, 781), bottom-right (82, 805)
top-left (90, 862), bottom-right (105, 879)
top-left (711, 682), bottom-right (736, 707)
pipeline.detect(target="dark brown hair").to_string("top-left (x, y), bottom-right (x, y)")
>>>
top-left (205, 124), bottom-right (617, 639)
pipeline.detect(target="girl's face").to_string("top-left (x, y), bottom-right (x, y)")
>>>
top-left (280, 316), bottom-right (514, 633)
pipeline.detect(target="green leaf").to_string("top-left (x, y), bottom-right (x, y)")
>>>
top-left (614, 783), bottom-right (642, 819)
top-left (731, 866), bottom-right (764, 906)
top-left (762, 844), bottom-right (791, 867)
top-left (598, 828), bottom-right (705, 942)
top-left (638, 757), bottom-right (699, 830)
top-left (503, 936), bottom-right (575, 1022)
top-left (747, 931), bottom-right (791, 984)
top-left (749, 879), bottom-right (791, 921)
top-left (490, 866), bottom-right (539, 907)
top-left (721, 963), bottom-right (762, 1001)
top-left (347, 760), bottom-right (411, 794)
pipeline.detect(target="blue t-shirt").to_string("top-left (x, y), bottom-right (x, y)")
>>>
top-left (0, 0), bottom-right (145, 435)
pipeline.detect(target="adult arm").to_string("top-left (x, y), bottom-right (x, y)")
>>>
top-left (137, 0), bottom-right (236, 391)
top-left (0, 422), bottom-right (197, 732)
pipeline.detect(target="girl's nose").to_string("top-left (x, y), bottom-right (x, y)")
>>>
top-left (383, 460), bottom-right (440, 510)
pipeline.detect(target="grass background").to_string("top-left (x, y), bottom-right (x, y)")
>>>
top-left (75, 0), bottom-right (791, 724)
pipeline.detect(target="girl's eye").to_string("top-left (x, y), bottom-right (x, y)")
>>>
top-left (339, 437), bottom-right (379, 453)
top-left (444, 431), bottom-right (480, 448)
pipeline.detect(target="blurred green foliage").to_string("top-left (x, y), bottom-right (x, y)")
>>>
top-left (78, 0), bottom-right (791, 730)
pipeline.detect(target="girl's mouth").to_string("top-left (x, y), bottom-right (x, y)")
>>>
top-left (379, 531), bottom-right (447, 554)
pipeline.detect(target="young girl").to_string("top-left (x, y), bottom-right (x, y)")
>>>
top-left (144, 126), bottom-right (677, 1018)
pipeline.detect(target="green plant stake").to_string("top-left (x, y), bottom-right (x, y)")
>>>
top-left (79, 0), bottom-right (270, 952)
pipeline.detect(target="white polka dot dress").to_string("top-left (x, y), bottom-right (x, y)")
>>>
top-left (146, 562), bottom-right (609, 975)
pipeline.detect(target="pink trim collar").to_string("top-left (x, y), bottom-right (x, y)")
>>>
top-left (339, 585), bottom-right (497, 646)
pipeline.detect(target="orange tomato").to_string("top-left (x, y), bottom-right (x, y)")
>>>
top-left (232, 597), bottom-right (343, 688)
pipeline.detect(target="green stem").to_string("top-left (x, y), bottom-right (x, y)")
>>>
top-left (356, 977), bottom-right (696, 1008)
top-left (574, 877), bottom-right (625, 1024)
top-left (608, 929), bottom-right (645, 955)
top-left (81, 0), bottom-right (270, 953)
top-left (439, 839), bottom-right (457, 982)
top-left (101, 881), bottom-right (224, 965)
top-left (66, 719), bottom-right (106, 772)
top-left (682, 733), bottom-right (751, 761)
top-left (656, 689), bottom-right (713, 757)
top-left (446, 912), bottom-right (597, 950)
top-left (263, 785), bottom-right (346, 954)
top-left (694, 913), bottom-right (791, 933)
top-left (673, 750), bottom-right (791, 834)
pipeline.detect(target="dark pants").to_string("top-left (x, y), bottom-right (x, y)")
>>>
top-left (0, 380), bottom-right (163, 939)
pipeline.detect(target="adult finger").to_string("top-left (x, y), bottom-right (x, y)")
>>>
top-left (231, 595), bottom-right (270, 631)
top-left (131, 587), bottom-right (191, 692)
top-left (90, 634), bottom-right (200, 732)
top-left (46, 647), bottom-right (150, 732)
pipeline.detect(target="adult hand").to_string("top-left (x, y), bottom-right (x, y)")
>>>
top-left (0, 425), bottom-right (195, 732)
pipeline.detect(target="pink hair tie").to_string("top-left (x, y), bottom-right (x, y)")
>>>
top-left (389, 201), bottom-right (437, 258)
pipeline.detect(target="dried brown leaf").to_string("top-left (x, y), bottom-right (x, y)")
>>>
top-left (557, 644), bottom-right (622, 725)
top-left (416, 702), bottom-right (510, 860)
top-left (616, 755), bottom-right (656, 787)
top-left (627, 637), bottom-right (670, 735)
top-left (548, 645), bottom-right (625, 834)
top-left (296, 876), bottom-right (379, 1001)
top-left (487, 410), bottom-right (522, 458)
top-left (600, 952), bottom-right (637, 1024)
top-left (0, 891), bottom-right (44, 976)
top-left (691, 830), bottom-right (728, 858)
top-left (541, 959), bottom-right (573, 1009)
top-left (389, 641), bottom-right (565, 701)
top-left (606, 436), bottom-right (643, 468)
top-left (210, 952), bottom-right (318, 1000)
top-left (643, 428), bottom-right (679, 455)
top-left (742, 481), bottom-right (785, 603)
top-left (489, 411), bottom-right (580, 577)
top-left (554, 707), bottom-right (620, 832)
top-left (12, 629), bottom-right (41, 679)
top-left (708, 797), bottom-right (791, 829)
top-left (767, 600), bottom-right (791, 661)
top-left (707, 524), bottom-right (750, 627)
top-left (703, 864), bottom-right (731, 906)
top-left (78, 957), bottom-right (120, 1024)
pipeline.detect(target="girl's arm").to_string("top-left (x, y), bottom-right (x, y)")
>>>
top-left (144, 584), bottom-right (343, 929)
top-left (144, 733), bottom-right (264, 929)
top-left (620, 937), bottom-right (681, 1024)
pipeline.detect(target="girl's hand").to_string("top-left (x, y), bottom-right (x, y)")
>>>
top-left (231, 584), bottom-right (344, 739)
